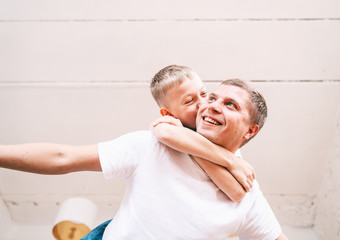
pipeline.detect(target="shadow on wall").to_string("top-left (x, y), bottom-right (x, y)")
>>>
top-left (314, 98), bottom-right (340, 240)
top-left (0, 197), bottom-right (12, 235)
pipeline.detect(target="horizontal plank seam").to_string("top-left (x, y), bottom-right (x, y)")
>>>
top-left (0, 79), bottom-right (339, 86)
top-left (0, 18), bottom-right (340, 23)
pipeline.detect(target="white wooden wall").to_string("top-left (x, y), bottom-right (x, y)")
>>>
top-left (0, 1), bottom-right (339, 239)
top-left (314, 104), bottom-right (340, 240)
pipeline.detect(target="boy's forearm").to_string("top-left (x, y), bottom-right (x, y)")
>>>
top-left (153, 123), bottom-right (234, 168)
top-left (194, 156), bottom-right (246, 202)
top-left (0, 143), bottom-right (101, 174)
top-left (153, 123), bottom-right (255, 191)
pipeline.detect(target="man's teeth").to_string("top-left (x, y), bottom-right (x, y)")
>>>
top-left (204, 117), bottom-right (220, 125)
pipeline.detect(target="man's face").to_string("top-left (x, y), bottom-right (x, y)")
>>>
top-left (196, 84), bottom-right (257, 152)
top-left (164, 76), bottom-right (207, 130)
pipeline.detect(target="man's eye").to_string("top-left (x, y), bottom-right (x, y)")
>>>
top-left (208, 96), bottom-right (216, 102)
top-left (226, 102), bottom-right (236, 108)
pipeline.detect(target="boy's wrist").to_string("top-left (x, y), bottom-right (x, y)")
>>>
top-left (214, 145), bottom-right (234, 170)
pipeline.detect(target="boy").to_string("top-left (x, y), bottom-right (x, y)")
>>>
top-left (150, 65), bottom-right (255, 197)
top-left (81, 65), bottom-right (256, 239)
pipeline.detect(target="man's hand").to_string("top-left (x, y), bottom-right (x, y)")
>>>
top-left (227, 156), bottom-right (255, 192)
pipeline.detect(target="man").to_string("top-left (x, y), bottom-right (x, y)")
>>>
top-left (0, 78), bottom-right (287, 239)
top-left (88, 79), bottom-right (286, 239)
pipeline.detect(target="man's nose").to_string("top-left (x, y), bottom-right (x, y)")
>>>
top-left (209, 100), bottom-right (222, 113)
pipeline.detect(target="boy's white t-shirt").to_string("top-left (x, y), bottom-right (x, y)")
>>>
top-left (98, 131), bottom-right (281, 240)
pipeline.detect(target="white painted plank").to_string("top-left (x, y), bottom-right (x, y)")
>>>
top-left (242, 82), bottom-right (340, 195)
top-left (0, 21), bottom-right (339, 82)
top-left (0, 197), bottom-right (12, 237)
top-left (0, 0), bottom-right (339, 20)
top-left (0, 84), bottom-right (159, 143)
top-left (0, 82), bottom-right (339, 195)
top-left (4, 224), bottom-right (55, 240)
top-left (0, 170), bottom-right (126, 196)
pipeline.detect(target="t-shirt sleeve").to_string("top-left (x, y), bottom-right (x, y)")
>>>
top-left (98, 131), bottom-right (151, 179)
top-left (237, 186), bottom-right (282, 240)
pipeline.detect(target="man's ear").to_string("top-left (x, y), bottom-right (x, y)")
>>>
top-left (160, 107), bottom-right (173, 117)
top-left (244, 124), bottom-right (259, 140)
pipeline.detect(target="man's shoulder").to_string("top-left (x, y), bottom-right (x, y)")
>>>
top-left (121, 130), bottom-right (153, 139)
top-left (129, 130), bottom-right (158, 144)
top-left (109, 130), bottom-right (154, 140)
top-left (99, 130), bottom-right (156, 148)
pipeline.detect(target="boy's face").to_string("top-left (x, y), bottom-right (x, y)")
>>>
top-left (162, 76), bottom-right (207, 130)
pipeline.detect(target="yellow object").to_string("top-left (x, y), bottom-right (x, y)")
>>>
top-left (52, 198), bottom-right (97, 240)
top-left (53, 220), bottom-right (90, 240)
top-left (228, 233), bottom-right (238, 237)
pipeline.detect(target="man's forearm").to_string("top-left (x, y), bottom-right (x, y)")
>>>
top-left (0, 143), bottom-right (101, 174)
top-left (194, 156), bottom-right (246, 202)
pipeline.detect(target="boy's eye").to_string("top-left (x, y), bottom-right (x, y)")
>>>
top-left (201, 91), bottom-right (208, 97)
top-left (185, 98), bottom-right (194, 104)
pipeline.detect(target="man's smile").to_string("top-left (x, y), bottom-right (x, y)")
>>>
top-left (202, 116), bottom-right (222, 126)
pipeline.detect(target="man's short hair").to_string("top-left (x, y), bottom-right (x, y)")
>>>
top-left (221, 79), bottom-right (268, 145)
top-left (150, 65), bottom-right (199, 107)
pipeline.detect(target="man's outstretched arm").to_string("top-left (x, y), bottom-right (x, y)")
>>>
top-left (0, 143), bottom-right (101, 174)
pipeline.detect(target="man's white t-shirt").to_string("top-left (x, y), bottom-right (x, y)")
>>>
top-left (98, 131), bottom-right (281, 240)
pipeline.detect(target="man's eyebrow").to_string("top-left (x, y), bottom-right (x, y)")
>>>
top-left (210, 93), bottom-right (240, 106)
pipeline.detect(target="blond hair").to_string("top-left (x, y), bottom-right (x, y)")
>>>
top-left (150, 65), bottom-right (199, 107)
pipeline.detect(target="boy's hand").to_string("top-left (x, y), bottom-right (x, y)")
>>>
top-left (228, 157), bottom-right (255, 192)
top-left (152, 116), bottom-right (183, 128)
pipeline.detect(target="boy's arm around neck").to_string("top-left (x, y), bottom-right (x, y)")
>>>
top-left (194, 156), bottom-right (246, 202)
top-left (152, 122), bottom-right (255, 192)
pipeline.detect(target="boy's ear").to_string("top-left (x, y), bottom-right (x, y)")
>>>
top-left (160, 107), bottom-right (173, 117)
top-left (243, 124), bottom-right (259, 140)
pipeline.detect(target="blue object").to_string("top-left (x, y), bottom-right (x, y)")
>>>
top-left (81, 219), bottom-right (112, 240)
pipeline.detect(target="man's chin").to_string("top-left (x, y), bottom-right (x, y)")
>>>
top-left (197, 128), bottom-right (214, 141)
